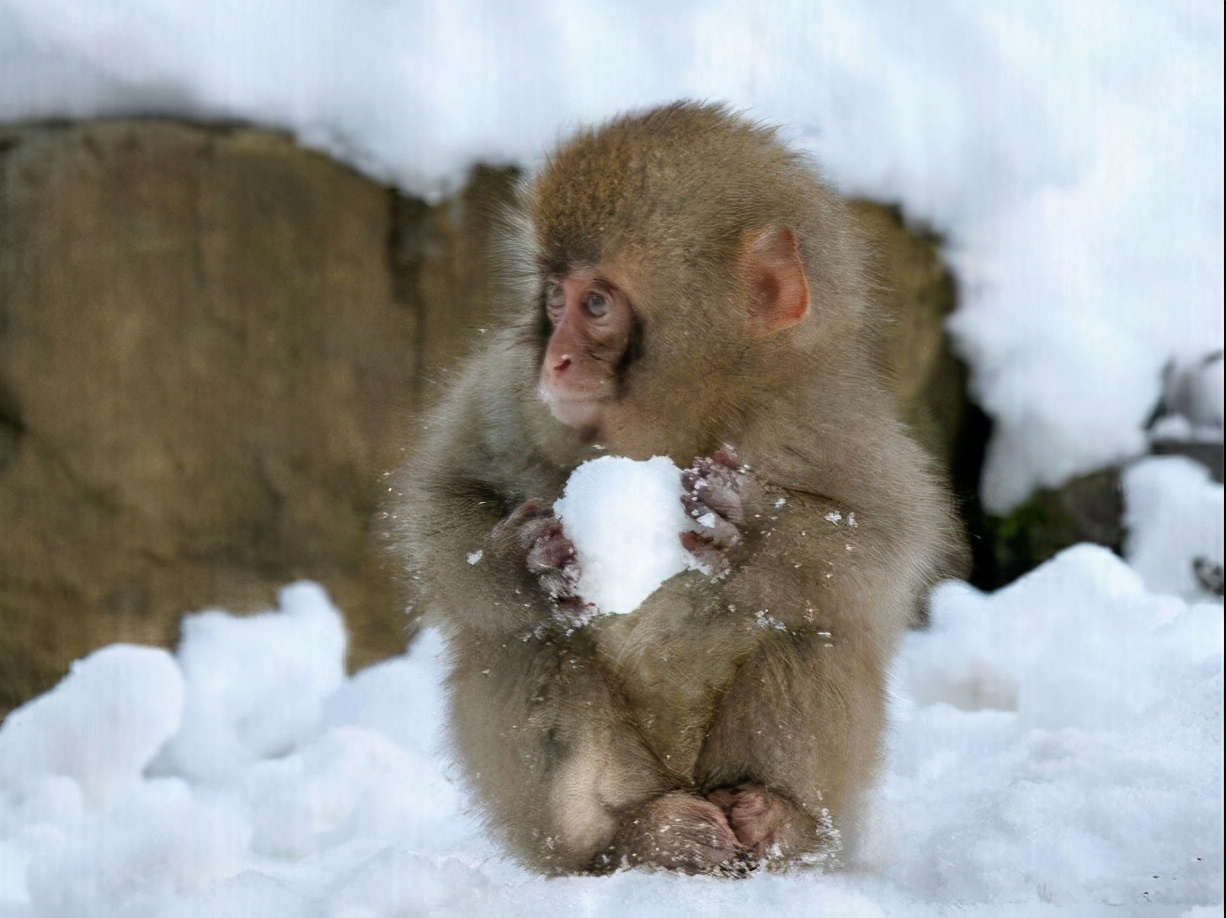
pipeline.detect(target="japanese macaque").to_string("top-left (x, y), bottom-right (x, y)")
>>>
top-left (396, 102), bottom-right (968, 875)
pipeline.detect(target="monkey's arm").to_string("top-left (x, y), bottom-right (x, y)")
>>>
top-left (396, 351), bottom-right (570, 639)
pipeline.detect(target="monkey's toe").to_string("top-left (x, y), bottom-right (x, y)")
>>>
top-left (608, 792), bottom-right (753, 876)
top-left (707, 784), bottom-right (807, 860)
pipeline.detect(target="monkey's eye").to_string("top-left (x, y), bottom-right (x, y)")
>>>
top-left (584, 291), bottom-right (610, 317)
top-left (544, 283), bottom-right (565, 321)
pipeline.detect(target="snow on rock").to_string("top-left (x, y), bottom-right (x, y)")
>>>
top-left (1123, 456), bottom-right (1224, 600)
top-left (1157, 351), bottom-right (1225, 432)
top-left (151, 582), bottom-right (347, 785)
top-left (553, 456), bottom-right (698, 615)
top-left (2, 0), bottom-right (1219, 510)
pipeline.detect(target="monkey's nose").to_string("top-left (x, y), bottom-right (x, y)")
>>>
top-left (554, 355), bottom-right (572, 372)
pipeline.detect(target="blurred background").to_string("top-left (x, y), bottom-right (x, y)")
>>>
top-left (0, 0), bottom-right (1221, 715)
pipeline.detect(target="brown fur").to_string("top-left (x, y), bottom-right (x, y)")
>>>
top-left (395, 102), bottom-right (968, 874)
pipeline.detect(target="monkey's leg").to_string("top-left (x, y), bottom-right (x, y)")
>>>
top-left (446, 630), bottom-right (748, 875)
top-left (695, 631), bottom-right (888, 868)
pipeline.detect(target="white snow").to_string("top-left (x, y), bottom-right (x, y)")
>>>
top-left (2, 0), bottom-right (1220, 510)
top-left (1123, 456), bottom-right (1224, 601)
top-left (2, 1), bottom-right (1223, 915)
top-left (151, 582), bottom-right (347, 785)
top-left (553, 456), bottom-right (698, 615)
top-left (1, 544), bottom-right (1220, 915)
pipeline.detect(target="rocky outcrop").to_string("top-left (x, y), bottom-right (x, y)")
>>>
top-left (0, 119), bottom-right (971, 713)
top-left (0, 121), bottom-right (420, 710)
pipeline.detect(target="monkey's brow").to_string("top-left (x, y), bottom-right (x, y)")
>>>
top-left (534, 255), bottom-right (567, 276)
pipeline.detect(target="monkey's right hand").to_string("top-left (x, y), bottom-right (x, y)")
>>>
top-left (491, 500), bottom-right (587, 611)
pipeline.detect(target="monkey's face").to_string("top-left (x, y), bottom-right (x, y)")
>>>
top-left (536, 266), bottom-right (636, 437)
top-left (531, 222), bottom-right (811, 456)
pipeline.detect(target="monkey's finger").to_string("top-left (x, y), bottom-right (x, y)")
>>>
top-left (692, 512), bottom-right (741, 549)
top-left (509, 499), bottom-right (549, 523)
top-left (698, 475), bottom-right (745, 522)
top-left (680, 489), bottom-right (712, 520)
top-left (526, 522), bottom-right (577, 572)
top-left (537, 569), bottom-right (580, 603)
top-left (683, 517), bottom-right (739, 552)
top-left (680, 531), bottom-right (731, 579)
top-left (680, 467), bottom-right (710, 494)
top-left (681, 489), bottom-right (744, 537)
top-left (493, 500), bottom-right (552, 546)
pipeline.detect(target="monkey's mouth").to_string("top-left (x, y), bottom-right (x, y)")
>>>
top-left (539, 385), bottom-right (606, 433)
top-left (546, 397), bottom-right (603, 431)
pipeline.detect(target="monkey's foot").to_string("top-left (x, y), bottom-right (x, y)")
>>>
top-left (706, 784), bottom-right (810, 862)
top-left (605, 792), bottom-right (754, 876)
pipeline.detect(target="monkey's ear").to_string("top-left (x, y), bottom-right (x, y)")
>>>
top-left (742, 225), bottom-right (811, 335)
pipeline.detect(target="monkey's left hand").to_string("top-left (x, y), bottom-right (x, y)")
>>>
top-left (680, 445), bottom-right (750, 579)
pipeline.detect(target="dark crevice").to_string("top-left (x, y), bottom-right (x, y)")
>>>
top-left (948, 396), bottom-right (996, 590)
top-left (387, 188), bottom-right (434, 405)
top-left (0, 380), bottom-right (25, 474)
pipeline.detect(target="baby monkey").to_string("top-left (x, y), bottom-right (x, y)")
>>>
top-left (397, 102), bottom-right (966, 874)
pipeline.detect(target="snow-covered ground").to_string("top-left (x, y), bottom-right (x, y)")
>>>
top-left (0, 0), bottom-right (1222, 915)
top-left (0, 457), bottom-right (1220, 916)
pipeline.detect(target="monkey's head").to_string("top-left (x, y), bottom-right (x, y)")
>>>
top-left (514, 102), bottom-right (870, 461)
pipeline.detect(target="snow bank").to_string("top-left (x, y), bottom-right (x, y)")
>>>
top-left (877, 545), bottom-right (1223, 910)
top-left (0, 645), bottom-right (182, 812)
top-left (1, 0), bottom-right (1220, 509)
top-left (152, 582), bottom-right (347, 784)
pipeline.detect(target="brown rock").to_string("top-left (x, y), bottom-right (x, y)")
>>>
top-left (391, 163), bottom-right (522, 397)
top-left (849, 200), bottom-right (969, 469)
top-left (0, 120), bottom-right (416, 712)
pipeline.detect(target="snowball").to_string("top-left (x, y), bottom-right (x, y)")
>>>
top-left (0, 644), bottom-right (183, 810)
top-left (1123, 456), bottom-right (1224, 600)
top-left (552, 456), bottom-right (697, 615)
top-left (153, 581), bottom-right (347, 783)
